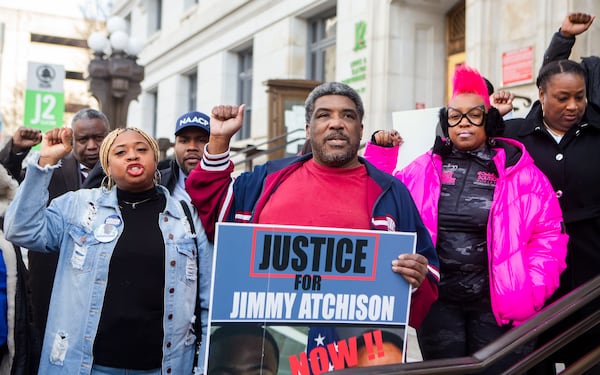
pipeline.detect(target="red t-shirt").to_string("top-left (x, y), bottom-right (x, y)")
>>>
top-left (258, 159), bottom-right (371, 229)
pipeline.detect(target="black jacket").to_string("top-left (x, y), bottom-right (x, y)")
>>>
top-left (157, 158), bottom-right (180, 194)
top-left (504, 105), bottom-right (600, 296)
top-left (9, 244), bottom-right (41, 375)
top-left (0, 140), bottom-right (28, 184)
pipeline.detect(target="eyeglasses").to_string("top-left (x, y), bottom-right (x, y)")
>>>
top-left (447, 105), bottom-right (486, 127)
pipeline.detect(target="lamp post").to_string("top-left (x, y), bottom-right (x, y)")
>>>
top-left (86, 16), bottom-right (144, 130)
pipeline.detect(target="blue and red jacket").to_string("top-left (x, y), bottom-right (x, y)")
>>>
top-left (186, 151), bottom-right (439, 328)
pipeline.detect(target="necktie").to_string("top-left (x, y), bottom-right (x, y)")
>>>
top-left (81, 168), bottom-right (90, 184)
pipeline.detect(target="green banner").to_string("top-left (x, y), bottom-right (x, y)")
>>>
top-left (23, 89), bottom-right (65, 133)
top-left (24, 62), bottom-right (66, 148)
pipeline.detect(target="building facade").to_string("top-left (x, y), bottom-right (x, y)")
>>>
top-left (115, 0), bottom-right (600, 154)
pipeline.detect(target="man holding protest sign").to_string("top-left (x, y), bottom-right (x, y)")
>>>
top-left (186, 82), bottom-right (440, 372)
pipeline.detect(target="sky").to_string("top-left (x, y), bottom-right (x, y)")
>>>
top-left (0, 0), bottom-right (112, 19)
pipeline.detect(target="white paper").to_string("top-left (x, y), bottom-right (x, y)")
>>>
top-left (391, 107), bottom-right (441, 170)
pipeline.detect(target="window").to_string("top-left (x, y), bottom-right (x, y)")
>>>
top-left (236, 47), bottom-right (253, 140)
top-left (184, 0), bottom-right (199, 8)
top-left (307, 10), bottom-right (337, 81)
top-left (65, 71), bottom-right (85, 81)
top-left (148, 0), bottom-right (162, 34)
top-left (187, 71), bottom-right (197, 111)
top-left (124, 13), bottom-right (132, 35)
top-left (0, 23), bottom-right (4, 53)
top-left (155, 0), bottom-right (163, 31)
top-left (149, 89), bottom-right (158, 137)
top-left (31, 33), bottom-right (87, 48)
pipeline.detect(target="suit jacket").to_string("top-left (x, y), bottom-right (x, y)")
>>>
top-left (0, 140), bottom-right (28, 183)
top-left (46, 153), bottom-right (82, 201)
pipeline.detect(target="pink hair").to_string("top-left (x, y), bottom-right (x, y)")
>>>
top-left (451, 65), bottom-right (491, 108)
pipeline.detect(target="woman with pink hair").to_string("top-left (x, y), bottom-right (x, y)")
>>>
top-left (364, 65), bottom-right (568, 371)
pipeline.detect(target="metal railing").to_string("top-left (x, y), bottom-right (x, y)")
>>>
top-left (230, 128), bottom-right (306, 171)
top-left (512, 94), bottom-right (533, 112)
top-left (335, 275), bottom-right (600, 375)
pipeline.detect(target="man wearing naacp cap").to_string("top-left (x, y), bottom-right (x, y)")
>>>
top-left (162, 110), bottom-right (210, 203)
top-left (84, 110), bottom-right (210, 204)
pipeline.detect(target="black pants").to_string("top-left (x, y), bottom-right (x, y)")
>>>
top-left (417, 298), bottom-right (534, 373)
top-left (0, 343), bottom-right (7, 363)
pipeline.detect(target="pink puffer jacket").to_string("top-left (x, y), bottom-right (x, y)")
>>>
top-left (364, 138), bottom-right (568, 326)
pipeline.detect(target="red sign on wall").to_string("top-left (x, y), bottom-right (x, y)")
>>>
top-left (502, 46), bottom-right (534, 87)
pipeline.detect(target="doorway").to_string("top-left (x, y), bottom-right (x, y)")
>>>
top-left (264, 79), bottom-right (322, 160)
top-left (446, 0), bottom-right (465, 102)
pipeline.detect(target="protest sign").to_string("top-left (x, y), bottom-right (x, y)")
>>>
top-left (205, 223), bottom-right (416, 374)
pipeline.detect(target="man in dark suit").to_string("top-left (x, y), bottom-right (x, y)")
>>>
top-left (0, 108), bottom-right (109, 343)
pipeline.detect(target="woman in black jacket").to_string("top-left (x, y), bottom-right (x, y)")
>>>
top-left (503, 58), bottom-right (599, 374)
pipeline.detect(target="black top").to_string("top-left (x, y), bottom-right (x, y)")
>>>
top-left (93, 186), bottom-right (166, 369)
top-left (436, 146), bottom-right (497, 302)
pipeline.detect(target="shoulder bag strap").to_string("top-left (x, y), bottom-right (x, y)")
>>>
top-left (179, 201), bottom-right (202, 348)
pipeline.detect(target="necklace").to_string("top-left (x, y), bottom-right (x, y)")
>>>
top-left (542, 120), bottom-right (565, 143)
top-left (119, 197), bottom-right (153, 209)
top-left (543, 120), bottom-right (565, 136)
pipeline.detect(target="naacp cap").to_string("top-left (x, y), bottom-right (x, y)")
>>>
top-left (175, 111), bottom-right (210, 136)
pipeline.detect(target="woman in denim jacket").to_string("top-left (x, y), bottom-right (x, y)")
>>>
top-left (4, 127), bottom-right (211, 375)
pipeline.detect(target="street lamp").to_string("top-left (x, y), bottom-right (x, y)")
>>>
top-left (86, 16), bottom-right (144, 130)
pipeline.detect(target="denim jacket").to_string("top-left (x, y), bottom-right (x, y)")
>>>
top-left (4, 160), bottom-right (211, 375)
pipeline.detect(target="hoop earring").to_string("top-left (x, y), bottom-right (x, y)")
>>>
top-left (153, 169), bottom-right (161, 186)
top-left (101, 175), bottom-right (114, 190)
top-left (488, 137), bottom-right (496, 146)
